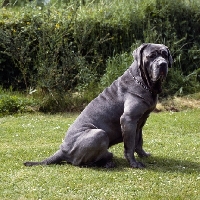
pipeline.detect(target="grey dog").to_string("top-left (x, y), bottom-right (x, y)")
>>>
top-left (24, 43), bottom-right (173, 168)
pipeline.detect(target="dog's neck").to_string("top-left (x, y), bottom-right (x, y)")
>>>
top-left (130, 62), bottom-right (158, 96)
top-left (140, 67), bottom-right (152, 89)
top-left (129, 63), bottom-right (153, 94)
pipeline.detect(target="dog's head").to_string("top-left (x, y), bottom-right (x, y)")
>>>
top-left (133, 43), bottom-right (173, 94)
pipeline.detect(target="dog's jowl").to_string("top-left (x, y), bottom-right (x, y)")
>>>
top-left (24, 43), bottom-right (173, 169)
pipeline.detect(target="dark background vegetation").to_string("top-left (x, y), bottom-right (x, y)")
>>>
top-left (0, 0), bottom-right (200, 114)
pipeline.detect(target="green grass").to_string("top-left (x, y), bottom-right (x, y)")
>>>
top-left (0, 110), bottom-right (199, 199)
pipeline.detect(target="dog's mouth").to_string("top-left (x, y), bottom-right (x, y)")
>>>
top-left (152, 74), bottom-right (165, 83)
top-left (151, 74), bottom-right (166, 94)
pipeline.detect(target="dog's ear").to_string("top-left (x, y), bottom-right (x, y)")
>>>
top-left (167, 48), bottom-right (173, 68)
top-left (132, 43), bottom-right (149, 67)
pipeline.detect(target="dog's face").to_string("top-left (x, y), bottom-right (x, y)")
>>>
top-left (143, 44), bottom-right (171, 82)
top-left (133, 43), bottom-right (173, 94)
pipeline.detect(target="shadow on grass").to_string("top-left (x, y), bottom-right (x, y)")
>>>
top-left (92, 156), bottom-right (200, 174)
top-left (27, 154), bottom-right (199, 174)
top-left (143, 156), bottom-right (200, 173)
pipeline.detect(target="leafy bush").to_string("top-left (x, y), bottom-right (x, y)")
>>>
top-left (100, 51), bottom-right (133, 88)
top-left (0, 88), bottom-right (38, 116)
top-left (1, 0), bottom-right (200, 90)
top-left (162, 69), bottom-right (200, 96)
top-left (0, 0), bottom-right (200, 112)
top-left (144, 0), bottom-right (200, 75)
top-left (38, 83), bottom-right (101, 113)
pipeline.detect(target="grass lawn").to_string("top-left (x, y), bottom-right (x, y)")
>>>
top-left (0, 109), bottom-right (199, 200)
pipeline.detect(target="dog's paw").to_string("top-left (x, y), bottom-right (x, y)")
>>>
top-left (104, 161), bottom-right (116, 168)
top-left (137, 152), bottom-right (151, 158)
top-left (130, 161), bottom-right (145, 169)
top-left (136, 149), bottom-right (151, 158)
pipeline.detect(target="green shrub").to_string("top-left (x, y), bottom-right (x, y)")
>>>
top-left (1, 0), bottom-right (200, 112)
top-left (1, 0), bottom-right (200, 92)
top-left (162, 69), bottom-right (200, 97)
top-left (0, 88), bottom-right (38, 116)
top-left (144, 0), bottom-right (200, 75)
top-left (38, 83), bottom-right (100, 113)
top-left (100, 51), bottom-right (133, 88)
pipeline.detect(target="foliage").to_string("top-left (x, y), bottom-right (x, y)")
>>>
top-left (143, 0), bottom-right (200, 75)
top-left (0, 87), bottom-right (38, 116)
top-left (0, 110), bottom-right (199, 199)
top-left (0, 0), bottom-right (200, 112)
top-left (100, 52), bottom-right (133, 88)
top-left (38, 89), bottom-right (94, 113)
top-left (163, 69), bottom-right (200, 96)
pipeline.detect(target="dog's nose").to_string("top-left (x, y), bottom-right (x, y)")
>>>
top-left (159, 62), bottom-right (167, 69)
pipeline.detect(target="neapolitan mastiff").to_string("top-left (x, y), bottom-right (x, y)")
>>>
top-left (24, 43), bottom-right (173, 168)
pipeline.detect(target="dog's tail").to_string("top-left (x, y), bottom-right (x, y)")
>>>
top-left (24, 150), bottom-right (65, 166)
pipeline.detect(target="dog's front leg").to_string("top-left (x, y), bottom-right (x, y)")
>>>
top-left (135, 118), bottom-right (151, 158)
top-left (120, 114), bottom-right (145, 169)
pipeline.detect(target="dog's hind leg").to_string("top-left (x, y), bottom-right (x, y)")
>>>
top-left (93, 151), bottom-right (115, 168)
top-left (70, 129), bottom-right (115, 168)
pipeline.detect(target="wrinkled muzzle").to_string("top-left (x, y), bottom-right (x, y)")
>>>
top-left (151, 58), bottom-right (168, 82)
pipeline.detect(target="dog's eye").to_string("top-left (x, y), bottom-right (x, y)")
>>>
top-left (161, 50), bottom-right (168, 58)
top-left (148, 52), bottom-right (157, 59)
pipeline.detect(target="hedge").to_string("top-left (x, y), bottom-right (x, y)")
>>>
top-left (0, 0), bottom-right (200, 97)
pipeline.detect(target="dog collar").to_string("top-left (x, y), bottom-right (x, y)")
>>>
top-left (129, 70), bottom-right (152, 94)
